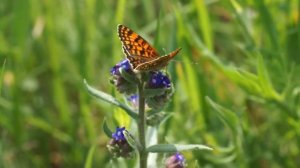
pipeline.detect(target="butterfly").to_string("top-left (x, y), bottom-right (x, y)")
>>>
top-left (117, 24), bottom-right (181, 72)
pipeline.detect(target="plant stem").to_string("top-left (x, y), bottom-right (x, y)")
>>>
top-left (137, 73), bottom-right (147, 168)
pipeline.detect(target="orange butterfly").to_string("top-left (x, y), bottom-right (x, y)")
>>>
top-left (117, 24), bottom-right (181, 72)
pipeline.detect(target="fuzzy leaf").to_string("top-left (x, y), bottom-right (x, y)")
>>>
top-left (119, 68), bottom-right (139, 84)
top-left (146, 111), bottom-right (173, 126)
top-left (123, 130), bottom-right (139, 150)
top-left (84, 79), bottom-right (138, 119)
top-left (143, 88), bottom-right (171, 98)
top-left (147, 144), bottom-right (213, 153)
top-left (102, 118), bottom-right (113, 138)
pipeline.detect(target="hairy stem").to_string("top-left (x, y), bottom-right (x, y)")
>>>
top-left (137, 73), bottom-right (147, 168)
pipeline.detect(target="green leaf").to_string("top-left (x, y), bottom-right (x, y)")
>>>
top-left (102, 118), bottom-right (113, 138)
top-left (84, 144), bottom-right (96, 168)
top-left (256, 53), bottom-right (281, 100)
top-left (0, 59), bottom-right (6, 95)
top-left (229, 0), bottom-right (255, 46)
top-left (206, 97), bottom-right (239, 134)
top-left (123, 130), bottom-right (139, 150)
top-left (143, 88), bottom-right (171, 98)
top-left (146, 111), bottom-right (173, 126)
top-left (147, 144), bottom-right (213, 153)
top-left (223, 67), bottom-right (261, 96)
top-left (119, 68), bottom-right (139, 85)
top-left (193, 0), bottom-right (213, 50)
top-left (153, 11), bottom-right (161, 48)
top-left (83, 79), bottom-right (138, 119)
top-left (255, 0), bottom-right (279, 51)
top-left (205, 152), bottom-right (237, 164)
top-left (26, 116), bottom-right (71, 143)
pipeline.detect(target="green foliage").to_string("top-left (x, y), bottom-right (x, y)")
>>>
top-left (84, 80), bottom-right (138, 119)
top-left (147, 144), bottom-right (212, 153)
top-left (0, 0), bottom-right (299, 167)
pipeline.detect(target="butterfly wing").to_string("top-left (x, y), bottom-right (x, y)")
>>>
top-left (135, 48), bottom-right (182, 71)
top-left (118, 24), bottom-right (159, 69)
top-left (122, 46), bottom-right (152, 69)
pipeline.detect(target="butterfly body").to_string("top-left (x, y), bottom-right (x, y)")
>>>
top-left (117, 24), bottom-right (181, 72)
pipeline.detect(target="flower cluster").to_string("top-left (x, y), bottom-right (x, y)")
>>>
top-left (107, 127), bottom-right (134, 158)
top-left (110, 59), bottom-right (136, 95)
top-left (110, 59), bottom-right (174, 110)
top-left (147, 71), bottom-right (171, 88)
top-left (108, 58), bottom-right (175, 159)
top-left (145, 71), bottom-right (173, 110)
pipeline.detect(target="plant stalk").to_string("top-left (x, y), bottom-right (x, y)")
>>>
top-left (137, 73), bottom-right (148, 168)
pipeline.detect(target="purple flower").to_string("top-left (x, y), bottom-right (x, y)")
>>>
top-left (165, 152), bottom-right (185, 168)
top-left (175, 153), bottom-right (185, 164)
top-left (148, 71), bottom-right (171, 89)
top-left (110, 59), bottom-right (136, 95)
top-left (127, 95), bottom-right (139, 108)
top-left (107, 126), bottom-right (134, 158)
top-left (112, 127), bottom-right (126, 141)
top-left (110, 59), bottom-right (132, 75)
top-left (145, 71), bottom-right (173, 110)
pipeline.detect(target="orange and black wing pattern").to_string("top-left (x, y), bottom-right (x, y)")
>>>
top-left (135, 48), bottom-right (182, 71)
top-left (117, 24), bottom-right (159, 69)
top-left (117, 24), bottom-right (181, 71)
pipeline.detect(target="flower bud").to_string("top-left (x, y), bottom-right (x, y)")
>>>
top-left (145, 71), bottom-right (173, 109)
top-left (146, 111), bottom-right (168, 126)
top-left (106, 127), bottom-right (134, 158)
top-left (165, 153), bottom-right (186, 168)
top-left (127, 94), bottom-right (139, 109)
top-left (147, 71), bottom-right (171, 88)
top-left (110, 59), bottom-right (137, 95)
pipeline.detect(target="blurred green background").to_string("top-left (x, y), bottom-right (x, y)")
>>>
top-left (0, 0), bottom-right (299, 167)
